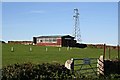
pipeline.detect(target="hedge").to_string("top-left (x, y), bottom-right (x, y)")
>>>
top-left (1, 62), bottom-right (120, 80)
top-left (1, 63), bottom-right (73, 80)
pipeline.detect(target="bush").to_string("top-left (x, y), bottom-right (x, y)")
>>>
top-left (1, 63), bottom-right (73, 80)
top-left (2, 62), bottom-right (120, 80)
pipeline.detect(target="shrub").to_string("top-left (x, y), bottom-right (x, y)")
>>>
top-left (1, 63), bottom-right (73, 80)
top-left (1, 62), bottom-right (120, 80)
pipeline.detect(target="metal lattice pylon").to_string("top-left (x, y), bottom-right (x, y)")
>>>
top-left (73, 8), bottom-right (82, 42)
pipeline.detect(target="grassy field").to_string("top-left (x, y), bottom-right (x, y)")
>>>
top-left (2, 43), bottom-right (118, 66)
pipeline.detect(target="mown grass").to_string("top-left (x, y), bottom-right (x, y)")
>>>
top-left (2, 43), bottom-right (118, 67)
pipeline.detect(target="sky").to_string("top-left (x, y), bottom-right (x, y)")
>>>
top-left (2, 2), bottom-right (118, 45)
top-left (1, 0), bottom-right (120, 2)
top-left (119, 2), bottom-right (120, 45)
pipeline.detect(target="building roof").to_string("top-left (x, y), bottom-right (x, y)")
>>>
top-left (34, 35), bottom-right (74, 38)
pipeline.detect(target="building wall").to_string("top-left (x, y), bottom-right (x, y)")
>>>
top-left (37, 43), bottom-right (61, 47)
top-left (36, 37), bottom-right (62, 47)
top-left (62, 36), bottom-right (76, 47)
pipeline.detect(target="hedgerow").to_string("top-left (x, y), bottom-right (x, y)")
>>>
top-left (1, 63), bottom-right (120, 80)
top-left (1, 63), bottom-right (74, 80)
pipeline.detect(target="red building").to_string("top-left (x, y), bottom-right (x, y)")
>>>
top-left (33, 35), bottom-right (76, 47)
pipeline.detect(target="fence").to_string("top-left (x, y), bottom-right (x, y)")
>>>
top-left (103, 44), bottom-right (119, 60)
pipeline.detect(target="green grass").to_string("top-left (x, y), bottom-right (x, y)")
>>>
top-left (2, 44), bottom-right (118, 67)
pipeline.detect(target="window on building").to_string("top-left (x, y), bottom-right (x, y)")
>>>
top-left (45, 38), bottom-right (49, 42)
top-left (43, 38), bottom-right (45, 42)
top-left (37, 39), bottom-right (39, 43)
top-left (53, 38), bottom-right (57, 43)
top-left (49, 38), bottom-right (52, 42)
top-left (37, 37), bottom-right (57, 43)
top-left (40, 40), bottom-right (42, 42)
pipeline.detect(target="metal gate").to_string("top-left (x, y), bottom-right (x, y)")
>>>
top-left (70, 58), bottom-right (102, 77)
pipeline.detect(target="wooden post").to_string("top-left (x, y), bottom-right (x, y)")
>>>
top-left (103, 44), bottom-right (106, 60)
top-left (118, 45), bottom-right (119, 59)
top-left (71, 58), bottom-right (74, 73)
top-left (97, 55), bottom-right (104, 75)
top-left (108, 47), bottom-right (110, 59)
top-left (103, 44), bottom-right (106, 75)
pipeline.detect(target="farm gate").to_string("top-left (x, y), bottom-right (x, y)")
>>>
top-left (69, 57), bottom-right (104, 77)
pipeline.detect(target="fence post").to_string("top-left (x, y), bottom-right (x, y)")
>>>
top-left (103, 44), bottom-right (106, 60)
top-left (46, 47), bottom-right (48, 52)
top-left (58, 47), bottom-right (61, 51)
top-left (108, 47), bottom-right (110, 59)
top-left (97, 55), bottom-right (104, 75)
top-left (71, 58), bottom-right (74, 73)
top-left (11, 47), bottom-right (14, 52)
top-left (118, 45), bottom-right (119, 59)
top-left (67, 46), bottom-right (69, 51)
top-left (29, 47), bottom-right (32, 52)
